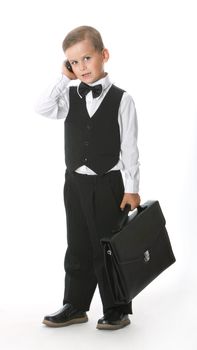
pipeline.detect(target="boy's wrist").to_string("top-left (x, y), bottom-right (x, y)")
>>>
top-left (61, 73), bottom-right (71, 83)
top-left (124, 175), bottom-right (139, 194)
top-left (54, 74), bottom-right (71, 94)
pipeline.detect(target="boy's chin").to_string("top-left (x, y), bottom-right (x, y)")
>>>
top-left (81, 74), bottom-right (96, 84)
top-left (81, 73), bottom-right (105, 84)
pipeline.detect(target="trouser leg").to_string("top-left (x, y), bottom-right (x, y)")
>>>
top-left (63, 170), bottom-right (97, 311)
top-left (63, 169), bottom-right (132, 314)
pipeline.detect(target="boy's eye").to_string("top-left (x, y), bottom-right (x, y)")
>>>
top-left (70, 61), bottom-right (77, 65)
top-left (84, 56), bottom-right (91, 62)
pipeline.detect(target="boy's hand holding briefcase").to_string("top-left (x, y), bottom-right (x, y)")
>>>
top-left (101, 200), bottom-right (176, 304)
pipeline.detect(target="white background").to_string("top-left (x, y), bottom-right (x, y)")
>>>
top-left (0, 0), bottom-right (196, 349)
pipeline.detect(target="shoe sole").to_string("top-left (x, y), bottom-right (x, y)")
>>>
top-left (96, 319), bottom-right (130, 330)
top-left (42, 316), bottom-right (88, 327)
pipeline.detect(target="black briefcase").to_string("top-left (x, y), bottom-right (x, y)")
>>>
top-left (101, 200), bottom-right (176, 304)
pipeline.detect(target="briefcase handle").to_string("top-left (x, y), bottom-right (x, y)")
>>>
top-left (112, 204), bottom-right (144, 234)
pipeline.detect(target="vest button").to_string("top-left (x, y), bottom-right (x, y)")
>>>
top-left (84, 141), bottom-right (89, 146)
top-left (84, 157), bottom-right (88, 162)
top-left (86, 124), bottom-right (91, 130)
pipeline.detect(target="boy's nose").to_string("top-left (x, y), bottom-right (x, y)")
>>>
top-left (79, 61), bottom-right (86, 71)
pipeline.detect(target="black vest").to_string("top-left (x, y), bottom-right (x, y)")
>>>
top-left (64, 84), bottom-right (124, 175)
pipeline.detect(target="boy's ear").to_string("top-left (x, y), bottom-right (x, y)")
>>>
top-left (102, 48), bottom-right (109, 63)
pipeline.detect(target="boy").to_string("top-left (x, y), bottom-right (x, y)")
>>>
top-left (35, 25), bottom-right (140, 330)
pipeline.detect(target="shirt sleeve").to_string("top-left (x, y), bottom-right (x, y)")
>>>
top-left (34, 74), bottom-right (71, 119)
top-left (118, 92), bottom-right (140, 193)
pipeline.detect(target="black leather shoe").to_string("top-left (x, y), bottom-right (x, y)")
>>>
top-left (96, 309), bottom-right (130, 330)
top-left (42, 303), bottom-right (88, 327)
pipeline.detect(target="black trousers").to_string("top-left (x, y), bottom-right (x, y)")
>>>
top-left (63, 169), bottom-right (132, 314)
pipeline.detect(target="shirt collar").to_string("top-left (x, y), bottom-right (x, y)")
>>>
top-left (77, 73), bottom-right (112, 99)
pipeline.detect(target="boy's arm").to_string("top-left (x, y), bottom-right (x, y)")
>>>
top-left (119, 93), bottom-right (140, 210)
top-left (34, 62), bottom-right (77, 119)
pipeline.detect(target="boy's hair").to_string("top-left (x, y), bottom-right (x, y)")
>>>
top-left (62, 25), bottom-right (104, 52)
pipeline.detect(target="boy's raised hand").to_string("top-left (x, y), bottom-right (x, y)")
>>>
top-left (61, 61), bottom-right (77, 80)
top-left (120, 193), bottom-right (141, 211)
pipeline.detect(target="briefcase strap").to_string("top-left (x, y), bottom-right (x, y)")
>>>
top-left (112, 204), bottom-right (145, 233)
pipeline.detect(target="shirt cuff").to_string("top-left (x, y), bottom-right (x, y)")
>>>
top-left (123, 169), bottom-right (140, 193)
top-left (51, 74), bottom-right (71, 95)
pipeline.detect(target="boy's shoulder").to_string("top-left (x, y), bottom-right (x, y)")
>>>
top-left (112, 83), bottom-right (125, 91)
top-left (111, 84), bottom-right (126, 95)
top-left (112, 84), bottom-right (135, 106)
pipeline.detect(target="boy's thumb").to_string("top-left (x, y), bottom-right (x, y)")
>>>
top-left (120, 201), bottom-right (125, 211)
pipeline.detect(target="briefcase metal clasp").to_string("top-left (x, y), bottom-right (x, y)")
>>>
top-left (144, 250), bottom-right (150, 263)
top-left (107, 250), bottom-right (112, 255)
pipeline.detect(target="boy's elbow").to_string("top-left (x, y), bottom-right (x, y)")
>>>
top-left (34, 106), bottom-right (47, 117)
top-left (34, 103), bottom-right (56, 119)
top-left (34, 99), bottom-right (45, 115)
top-left (34, 103), bottom-right (42, 115)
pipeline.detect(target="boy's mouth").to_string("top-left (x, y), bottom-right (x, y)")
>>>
top-left (82, 72), bottom-right (91, 78)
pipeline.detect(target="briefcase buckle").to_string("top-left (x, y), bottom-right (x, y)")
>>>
top-left (144, 250), bottom-right (150, 263)
top-left (107, 250), bottom-right (112, 255)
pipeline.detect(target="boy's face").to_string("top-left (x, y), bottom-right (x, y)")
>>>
top-left (65, 39), bottom-right (109, 84)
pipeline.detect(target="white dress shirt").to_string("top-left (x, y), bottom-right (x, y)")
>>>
top-left (35, 74), bottom-right (140, 193)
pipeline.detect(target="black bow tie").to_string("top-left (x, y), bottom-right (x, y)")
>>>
top-left (79, 82), bottom-right (102, 98)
